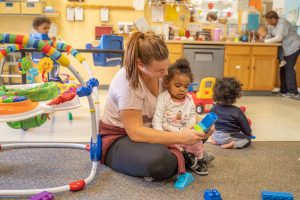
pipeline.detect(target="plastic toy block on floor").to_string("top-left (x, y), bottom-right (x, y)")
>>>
top-left (174, 172), bottom-right (195, 190)
top-left (204, 189), bottom-right (222, 200)
top-left (262, 191), bottom-right (294, 200)
top-left (29, 191), bottom-right (54, 200)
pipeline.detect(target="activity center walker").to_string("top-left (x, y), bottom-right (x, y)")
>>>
top-left (0, 33), bottom-right (105, 197)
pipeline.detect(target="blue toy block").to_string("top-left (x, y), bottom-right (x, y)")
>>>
top-left (194, 112), bottom-right (218, 133)
top-left (262, 190), bottom-right (294, 200)
top-left (29, 191), bottom-right (54, 200)
top-left (204, 189), bottom-right (222, 200)
top-left (174, 172), bottom-right (195, 190)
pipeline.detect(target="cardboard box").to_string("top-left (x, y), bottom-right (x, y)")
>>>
top-left (0, 2), bottom-right (21, 14)
top-left (21, 2), bottom-right (44, 14)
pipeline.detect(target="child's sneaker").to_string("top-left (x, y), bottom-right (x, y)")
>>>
top-left (190, 158), bottom-right (208, 176)
top-left (279, 60), bottom-right (287, 67)
top-left (183, 152), bottom-right (208, 176)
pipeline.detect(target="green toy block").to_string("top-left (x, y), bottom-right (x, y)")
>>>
top-left (68, 112), bottom-right (73, 121)
top-left (194, 124), bottom-right (204, 132)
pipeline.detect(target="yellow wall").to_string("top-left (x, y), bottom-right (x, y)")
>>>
top-left (52, 0), bottom-right (143, 85)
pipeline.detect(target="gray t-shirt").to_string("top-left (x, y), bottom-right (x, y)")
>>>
top-left (102, 67), bottom-right (164, 128)
top-left (267, 17), bottom-right (300, 56)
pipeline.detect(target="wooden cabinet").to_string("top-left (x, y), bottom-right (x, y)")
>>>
top-left (224, 46), bottom-right (251, 89)
top-left (224, 45), bottom-right (278, 91)
top-left (250, 46), bottom-right (277, 90)
top-left (166, 43), bottom-right (183, 64)
top-left (224, 55), bottom-right (251, 88)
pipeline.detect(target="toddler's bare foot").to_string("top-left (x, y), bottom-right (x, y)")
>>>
top-left (221, 141), bottom-right (235, 149)
top-left (210, 138), bottom-right (218, 145)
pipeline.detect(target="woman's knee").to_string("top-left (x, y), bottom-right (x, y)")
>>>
top-left (146, 147), bottom-right (177, 180)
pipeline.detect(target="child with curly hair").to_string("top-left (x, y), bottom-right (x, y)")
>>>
top-left (210, 77), bottom-right (252, 149)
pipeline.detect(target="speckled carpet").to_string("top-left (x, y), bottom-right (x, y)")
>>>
top-left (0, 142), bottom-right (299, 200)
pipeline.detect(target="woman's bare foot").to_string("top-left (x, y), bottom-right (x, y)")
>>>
top-left (221, 141), bottom-right (235, 149)
top-left (210, 138), bottom-right (218, 145)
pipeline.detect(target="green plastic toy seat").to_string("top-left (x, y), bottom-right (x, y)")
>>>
top-left (0, 82), bottom-right (59, 102)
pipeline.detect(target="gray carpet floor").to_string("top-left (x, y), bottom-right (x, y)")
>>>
top-left (0, 142), bottom-right (299, 200)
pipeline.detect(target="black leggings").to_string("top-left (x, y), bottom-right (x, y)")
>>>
top-left (105, 136), bottom-right (178, 180)
top-left (280, 49), bottom-right (299, 94)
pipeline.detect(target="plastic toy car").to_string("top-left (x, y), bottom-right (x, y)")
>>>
top-left (188, 77), bottom-right (216, 114)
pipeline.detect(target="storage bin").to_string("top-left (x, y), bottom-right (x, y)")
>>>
top-left (21, 2), bottom-right (44, 14)
top-left (0, 2), bottom-right (21, 14)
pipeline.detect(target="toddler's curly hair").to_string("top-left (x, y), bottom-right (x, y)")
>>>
top-left (213, 77), bottom-right (242, 105)
top-left (32, 17), bottom-right (51, 29)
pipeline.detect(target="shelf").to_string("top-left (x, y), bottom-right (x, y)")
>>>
top-left (0, 12), bottom-right (60, 18)
top-left (0, 74), bottom-right (21, 78)
top-left (66, 3), bottom-right (134, 10)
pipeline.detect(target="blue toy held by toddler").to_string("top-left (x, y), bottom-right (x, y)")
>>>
top-left (194, 112), bottom-right (218, 133)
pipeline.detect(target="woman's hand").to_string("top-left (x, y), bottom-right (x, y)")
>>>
top-left (180, 127), bottom-right (205, 145)
top-left (203, 125), bottom-right (215, 139)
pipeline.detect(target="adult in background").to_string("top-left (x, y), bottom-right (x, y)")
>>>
top-left (264, 11), bottom-right (300, 98)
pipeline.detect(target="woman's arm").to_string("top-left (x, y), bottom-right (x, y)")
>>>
top-left (265, 20), bottom-right (288, 43)
top-left (121, 109), bottom-right (204, 146)
top-left (264, 35), bottom-right (283, 43)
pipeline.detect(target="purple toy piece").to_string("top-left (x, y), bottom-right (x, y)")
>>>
top-left (29, 191), bottom-right (54, 200)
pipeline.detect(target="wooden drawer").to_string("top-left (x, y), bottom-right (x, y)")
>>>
top-left (252, 46), bottom-right (277, 56)
top-left (0, 2), bottom-right (21, 14)
top-left (225, 45), bottom-right (250, 55)
top-left (167, 43), bottom-right (183, 54)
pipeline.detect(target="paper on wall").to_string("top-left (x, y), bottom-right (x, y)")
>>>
top-left (297, 8), bottom-right (300, 26)
top-left (133, 0), bottom-right (145, 11)
top-left (134, 17), bottom-right (149, 32)
top-left (152, 6), bottom-right (164, 22)
top-left (75, 7), bottom-right (84, 21)
top-left (241, 10), bottom-right (248, 25)
top-left (286, 9), bottom-right (298, 26)
top-left (151, 25), bottom-right (162, 34)
top-left (272, 0), bottom-right (285, 17)
top-left (100, 8), bottom-right (109, 22)
top-left (67, 7), bottom-right (75, 21)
